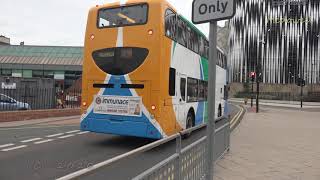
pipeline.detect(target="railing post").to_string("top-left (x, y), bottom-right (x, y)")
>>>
top-left (227, 117), bottom-right (231, 151)
top-left (176, 134), bottom-right (182, 180)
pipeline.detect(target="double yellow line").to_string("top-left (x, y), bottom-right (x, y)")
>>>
top-left (230, 105), bottom-right (245, 130)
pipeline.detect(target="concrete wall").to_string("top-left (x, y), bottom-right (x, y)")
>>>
top-left (0, 108), bottom-right (80, 122)
top-left (230, 82), bottom-right (320, 101)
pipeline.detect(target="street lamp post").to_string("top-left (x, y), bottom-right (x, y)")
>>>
top-left (298, 35), bottom-right (304, 108)
top-left (300, 59), bottom-right (303, 108)
top-left (256, 36), bottom-right (266, 113)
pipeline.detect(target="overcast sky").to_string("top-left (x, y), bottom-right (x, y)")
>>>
top-left (0, 0), bottom-right (225, 46)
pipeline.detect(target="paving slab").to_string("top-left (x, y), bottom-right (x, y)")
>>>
top-left (214, 107), bottom-right (320, 180)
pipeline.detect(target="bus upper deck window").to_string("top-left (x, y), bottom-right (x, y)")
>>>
top-left (98, 4), bottom-right (148, 28)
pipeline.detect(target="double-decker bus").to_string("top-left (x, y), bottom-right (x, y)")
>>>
top-left (80, 0), bottom-right (228, 139)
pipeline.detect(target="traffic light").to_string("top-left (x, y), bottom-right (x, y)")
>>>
top-left (296, 78), bottom-right (306, 87)
top-left (250, 72), bottom-right (256, 82)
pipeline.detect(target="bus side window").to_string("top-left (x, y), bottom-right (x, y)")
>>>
top-left (187, 78), bottom-right (198, 102)
top-left (180, 78), bottom-right (186, 101)
top-left (198, 80), bottom-right (205, 101)
top-left (204, 81), bottom-right (208, 100)
top-left (165, 9), bottom-right (176, 40)
top-left (177, 18), bottom-right (187, 47)
top-left (169, 68), bottom-right (176, 96)
top-left (224, 85), bottom-right (229, 100)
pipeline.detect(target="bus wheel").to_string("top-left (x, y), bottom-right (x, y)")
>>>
top-left (183, 113), bottom-right (194, 138)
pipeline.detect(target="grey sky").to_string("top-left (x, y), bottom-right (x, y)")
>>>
top-left (0, 0), bottom-right (225, 46)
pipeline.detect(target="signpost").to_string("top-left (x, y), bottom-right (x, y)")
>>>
top-left (296, 78), bottom-right (306, 108)
top-left (250, 72), bottom-right (256, 108)
top-left (192, 0), bottom-right (235, 179)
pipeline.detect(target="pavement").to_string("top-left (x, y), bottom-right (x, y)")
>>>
top-left (230, 98), bottom-right (320, 109)
top-left (214, 106), bottom-right (320, 180)
top-left (0, 104), bottom-right (242, 180)
top-left (0, 115), bottom-right (80, 128)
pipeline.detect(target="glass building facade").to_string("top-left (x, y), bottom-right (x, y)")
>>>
top-left (228, 0), bottom-right (320, 85)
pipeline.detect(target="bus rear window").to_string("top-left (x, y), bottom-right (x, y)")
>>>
top-left (92, 47), bottom-right (149, 75)
top-left (98, 4), bottom-right (148, 28)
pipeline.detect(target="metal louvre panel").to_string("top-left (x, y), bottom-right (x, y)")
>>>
top-left (229, 0), bottom-right (320, 84)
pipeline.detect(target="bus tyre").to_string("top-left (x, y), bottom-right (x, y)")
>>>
top-left (183, 113), bottom-right (194, 139)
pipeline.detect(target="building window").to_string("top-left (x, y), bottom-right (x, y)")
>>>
top-left (44, 71), bottom-right (54, 79)
top-left (32, 70), bottom-right (44, 78)
top-left (23, 70), bottom-right (32, 78)
top-left (1, 69), bottom-right (12, 76)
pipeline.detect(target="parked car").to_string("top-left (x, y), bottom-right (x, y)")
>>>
top-left (0, 94), bottom-right (31, 111)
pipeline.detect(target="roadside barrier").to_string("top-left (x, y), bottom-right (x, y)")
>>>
top-left (0, 87), bottom-right (81, 111)
top-left (133, 117), bottom-right (230, 180)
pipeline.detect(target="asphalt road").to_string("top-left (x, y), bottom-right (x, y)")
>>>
top-left (0, 104), bottom-right (241, 180)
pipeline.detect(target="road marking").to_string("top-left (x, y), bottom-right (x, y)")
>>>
top-left (230, 106), bottom-right (245, 129)
top-left (46, 133), bottom-right (64, 138)
top-left (58, 134), bottom-right (75, 139)
top-left (66, 130), bottom-right (80, 134)
top-left (231, 109), bottom-right (242, 126)
top-left (21, 138), bottom-right (42, 143)
top-left (34, 139), bottom-right (54, 144)
top-left (1, 145), bottom-right (27, 152)
top-left (230, 105), bottom-right (243, 124)
top-left (77, 131), bottom-right (89, 135)
top-left (0, 143), bottom-right (14, 148)
top-left (230, 109), bottom-right (242, 125)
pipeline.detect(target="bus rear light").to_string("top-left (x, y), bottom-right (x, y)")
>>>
top-left (82, 102), bottom-right (87, 107)
top-left (90, 34), bottom-right (95, 40)
top-left (151, 105), bottom-right (156, 110)
top-left (148, 29), bottom-right (153, 35)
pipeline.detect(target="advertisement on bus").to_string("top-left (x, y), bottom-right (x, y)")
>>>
top-left (93, 95), bottom-right (142, 117)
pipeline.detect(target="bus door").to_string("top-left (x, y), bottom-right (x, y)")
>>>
top-left (178, 74), bottom-right (187, 125)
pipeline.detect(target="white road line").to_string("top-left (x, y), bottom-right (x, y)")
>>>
top-left (0, 143), bottom-right (14, 148)
top-left (34, 139), bottom-right (54, 144)
top-left (66, 130), bottom-right (80, 134)
top-left (77, 131), bottom-right (89, 135)
top-left (1, 145), bottom-right (27, 152)
top-left (21, 138), bottom-right (42, 143)
top-left (58, 134), bottom-right (75, 139)
top-left (46, 133), bottom-right (64, 138)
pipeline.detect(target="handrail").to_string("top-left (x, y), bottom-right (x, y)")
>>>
top-left (56, 117), bottom-right (226, 180)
